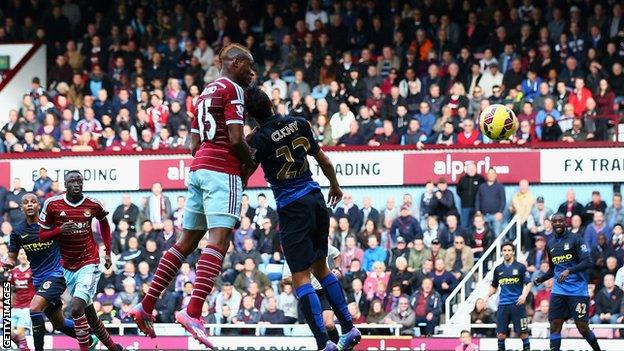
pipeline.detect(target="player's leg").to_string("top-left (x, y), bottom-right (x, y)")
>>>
top-left (495, 305), bottom-right (510, 351)
top-left (513, 305), bottom-right (531, 351)
top-left (309, 195), bottom-right (359, 350)
top-left (293, 270), bottom-right (331, 350)
top-left (11, 310), bottom-right (29, 351)
top-left (549, 318), bottom-right (564, 351)
top-left (70, 264), bottom-right (120, 351)
top-left (280, 195), bottom-right (333, 350)
top-left (572, 297), bottom-right (602, 351)
top-left (176, 171), bottom-right (241, 348)
top-left (133, 172), bottom-right (207, 337)
top-left (30, 295), bottom-right (49, 351)
top-left (318, 290), bottom-right (338, 343)
top-left (36, 277), bottom-right (77, 339)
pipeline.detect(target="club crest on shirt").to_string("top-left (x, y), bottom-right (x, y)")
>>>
top-left (564, 243), bottom-right (570, 250)
top-left (60, 211), bottom-right (67, 216)
top-left (84, 209), bottom-right (91, 217)
top-left (512, 269), bottom-right (518, 275)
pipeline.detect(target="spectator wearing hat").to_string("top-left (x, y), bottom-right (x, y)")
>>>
top-left (429, 178), bottom-right (459, 222)
top-left (388, 236), bottom-right (410, 268)
top-left (529, 196), bottom-right (553, 234)
top-left (583, 191), bottom-right (608, 224)
top-left (391, 205), bottom-right (421, 243)
top-left (480, 63), bottom-right (504, 98)
top-left (475, 168), bottom-right (506, 235)
top-left (527, 235), bottom-right (548, 273)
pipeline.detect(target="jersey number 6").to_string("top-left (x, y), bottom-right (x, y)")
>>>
top-left (275, 136), bottom-right (310, 179)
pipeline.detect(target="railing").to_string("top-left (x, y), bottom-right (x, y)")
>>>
top-left (444, 215), bottom-right (522, 324)
top-left (101, 323), bottom-right (402, 336)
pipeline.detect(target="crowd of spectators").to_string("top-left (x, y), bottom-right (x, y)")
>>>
top-left (2, 0), bottom-right (624, 154)
top-left (2, 166), bottom-right (623, 336)
top-left (1, 0), bottom-right (624, 338)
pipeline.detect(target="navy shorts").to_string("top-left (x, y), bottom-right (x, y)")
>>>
top-left (35, 276), bottom-right (67, 315)
top-left (278, 189), bottom-right (329, 273)
top-left (548, 293), bottom-right (589, 322)
top-left (496, 304), bottom-right (529, 334)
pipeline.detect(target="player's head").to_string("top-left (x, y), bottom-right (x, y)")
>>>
top-left (246, 86), bottom-right (274, 122)
top-left (21, 192), bottom-right (39, 217)
top-left (64, 170), bottom-right (84, 196)
top-left (18, 248), bottom-right (28, 265)
top-left (219, 43), bottom-right (254, 88)
top-left (550, 212), bottom-right (566, 235)
top-left (501, 242), bottom-right (516, 262)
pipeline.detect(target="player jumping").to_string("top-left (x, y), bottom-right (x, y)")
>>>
top-left (9, 249), bottom-right (35, 351)
top-left (130, 43), bottom-right (255, 348)
top-left (484, 242), bottom-right (532, 351)
top-left (7, 193), bottom-right (96, 351)
top-left (39, 171), bottom-right (122, 351)
top-left (534, 213), bottom-right (602, 351)
top-left (246, 87), bottom-right (361, 350)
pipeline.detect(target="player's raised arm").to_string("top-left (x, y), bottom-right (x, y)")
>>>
top-left (314, 149), bottom-right (342, 208)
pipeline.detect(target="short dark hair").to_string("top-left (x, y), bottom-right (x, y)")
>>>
top-left (246, 87), bottom-right (273, 122)
top-left (64, 170), bottom-right (82, 180)
top-left (502, 242), bottom-right (515, 252)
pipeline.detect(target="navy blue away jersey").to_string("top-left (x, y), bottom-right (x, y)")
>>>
top-left (492, 261), bottom-right (531, 305)
top-left (249, 116), bottom-right (321, 208)
top-left (546, 231), bottom-right (591, 296)
top-left (9, 220), bottom-right (64, 288)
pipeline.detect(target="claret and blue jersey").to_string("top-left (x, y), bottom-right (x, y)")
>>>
top-left (546, 231), bottom-right (592, 297)
top-left (248, 115), bottom-right (321, 209)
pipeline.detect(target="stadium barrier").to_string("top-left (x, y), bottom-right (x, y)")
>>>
top-left (0, 42), bottom-right (46, 125)
top-left (33, 330), bottom-right (624, 351)
top-left (1, 145), bottom-right (623, 191)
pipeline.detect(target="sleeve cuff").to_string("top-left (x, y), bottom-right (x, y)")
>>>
top-left (226, 120), bottom-right (244, 125)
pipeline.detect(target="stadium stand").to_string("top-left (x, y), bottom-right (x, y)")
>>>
top-left (0, 0), bottom-right (624, 349)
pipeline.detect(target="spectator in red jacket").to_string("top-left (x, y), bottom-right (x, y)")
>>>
top-left (568, 77), bottom-right (593, 117)
top-left (456, 119), bottom-right (481, 146)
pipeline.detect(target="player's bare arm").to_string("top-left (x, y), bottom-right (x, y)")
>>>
top-left (314, 149), bottom-right (342, 208)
